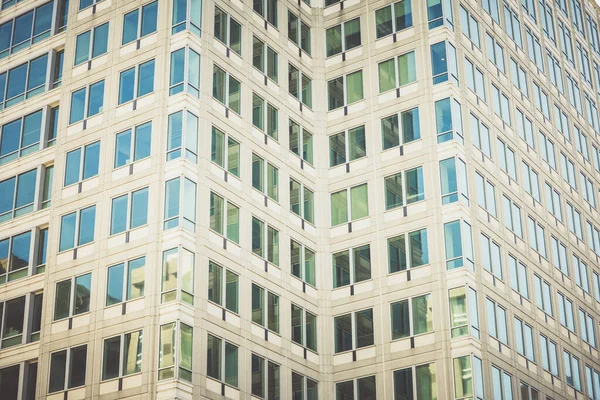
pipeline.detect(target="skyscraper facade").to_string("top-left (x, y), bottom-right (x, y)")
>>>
top-left (2, 0), bottom-right (600, 398)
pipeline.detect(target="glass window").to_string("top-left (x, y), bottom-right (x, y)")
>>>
top-left (334, 309), bottom-right (374, 353)
top-left (427, 0), bottom-right (453, 29)
top-left (333, 244), bottom-right (371, 288)
top-left (289, 119), bottom-right (313, 164)
top-left (207, 262), bottom-right (238, 313)
top-left (330, 126), bottom-right (366, 167)
top-left (381, 107), bottom-right (420, 149)
top-left (251, 354), bottom-right (280, 399)
top-left (288, 64), bottom-right (312, 108)
top-left (0, 54), bottom-right (49, 110)
top-left (161, 247), bottom-right (194, 305)
top-left (253, 0), bottom-right (277, 26)
top-left (69, 80), bottom-right (105, 124)
top-left (118, 59), bottom-right (155, 104)
top-left (171, 0), bottom-right (202, 36)
top-left (289, 178), bottom-right (314, 224)
top-left (212, 64), bottom-right (241, 114)
top-left (102, 330), bottom-right (143, 380)
top-left (375, 0), bottom-right (413, 38)
top-left (514, 317), bottom-right (535, 361)
top-left (122, 1), bottom-right (158, 45)
top-left (0, 2), bottom-right (53, 58)
top-left (110, 187), bottom-right (149, 235)
top-left (0, 109), bottom-right (44, 165)
top-left (214, 7), bottom-right (241, 55)
top-left (114, 122), bottom-right (152, 168)
top-left (435, 97), bottom-right (463, 143)
top-left (449, 286), bottom-right (480, 338)
top-left (460, 5), bottom-right (480, 46)
top-left (439, 157), bottom-right (468, 204)
top-left (327, 70), bottom-right (364, 111)
top-left (207, 333), bottom-right (239, 387)
top-left (252, 36), bottom-right (278, 83)
top-left (106, 257), bottom-right (145, 306)
top-left (74, 23), bottom-right (109, 66)
top-left (431, 41), bottom-right (458, 85)
top-left (58, 206), bottom-right (96, 252)
top-left (292, 372), bottom-right (318, 400)
top-left (291, 304), bottom-right (317, 352)
top-left (290, 239), bottom-right (316, 287)
top-left (163, 177), bottom-right (196, 232)
top-left (64, 142), bottom-right (100, 187)
top-left (453, 355), bottom-right (485, 400)
top-left (169, 47), bottom-right (201, 97)
top-left (251, 217), bottom-right (279, 266)
top-left (48, 345), bottom-right (87, 393)
top-left (388, 229), bottom-right (429, 273)
top-left (158, 321), bottom-right (193, 381)
top-left (211, 126), bottom-right (240, 176)
top-left (288, 11), bottom-right (311, 54)
top-left (331, 183), bottom-right (369, 226)
top-left (384, 166), bottom-right (424, 210)
top-left (391, 294), bottom-right (433, 340)
top-left (326, 17), bottom-right (361, 57)
top-left (378, 51), bottom-right (416, 92)
top-left (53, 273), bottom-right (92, 320)
top-left (167, 110), bottom-right (198, 162)
top-left (209, 192), bottom-right (239, 243)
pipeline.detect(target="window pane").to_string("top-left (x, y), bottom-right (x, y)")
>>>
top-left (106, 263), bottom-right (124, 306)
top-left (123, 330), bottom-right (142, 375)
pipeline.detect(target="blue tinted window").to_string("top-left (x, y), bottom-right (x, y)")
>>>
top-left (64, 148), bottom-right (82, 186)
top-left (0, 3), bottom-right (53, 58)
top-left (119, 68), bottom-right (135, 104)
top-left (12, 12), bottom-right (33, 46)
top-left (59, 212), bottom-right (76, 251)
top-left (0, 119), bottom-right (22, 161)
top-left (0, 170), bottom-right (37, 222)
top-left (20, 110), bottom-right (42, 154)
top-left (33, 3), bottom-right (53, 39)
top-left (0, 177), bottom-right (16, 216)
top-left (0, 21), bottom-right (14, 55)
top-left (11, 231), bottom-right (31, 270)
top-left (87, 80), bottom-right (104, 116)
top-left (92, 23), bottom-right (109, 57)
top-left (122, 9), bottom-right (139, 45)
top-left (172, 0), bottom-right (187, 33)
top-left (131, 188), bottom-right (148, 228)
top-left (15, 170), bottom-right (37, 209)
top-left (106, 263), bottom-right (124, 305)
top-left (27, 54), bottom-right (48, 92)
top-left (164, 178), bottom-right (181, 229)
top-left (83, 142), bottom-right (100, 179)
top-left (134, 122), bottom-right (152, 160)
top-left (115, 130), bottom-right (131, 168)
top-left (70, 88), bottom-right (86, 124)
top-left (138, 60), bottom-right (155, 96)
top-left (141, 1), bottom-right (158, 36)
top-left (78, 206), bottom-right (96, 246)
top-left (75, 31), bottom-right (91, 65)
top-left (111, 195), bottom-right (128, 235)
top-left (169, 48), bottom-right (185, 95)
top-left (6, 64), bottom-right (27, 100)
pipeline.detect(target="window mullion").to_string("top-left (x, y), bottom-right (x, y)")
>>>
top-left (177, 248), bottom-right (182, 301)
top-left (119, 333), bottom-right (125, 377)
top-left (74, 211), bottom-right (81, 247)
top-left (122, 262), bottom-right (128, 302)
top-left (179, 177), bottom-right (184, 227)
top-left (137, 8), bottom-right (143, 38)
top-left (84, 86), bottom-right (91, 120)
top-left (70, 278), bottom-right (76, 317)
top-left (89, 29), bottom-right (95, 60)
top-left (175, 321), bottom-right (180, 378)
top-left (78, 146), bottom-right (85, 181)
top-left (126, 193), bottom-right (132, 231)
top-left (0, 301), bottom-right (6, 341)
top-left (64, 348), bottom-right (72, 390)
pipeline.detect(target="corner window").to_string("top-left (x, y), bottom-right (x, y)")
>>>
top-left (164, 177), bottom-right (196, 232)
top-left (106, 257), bottom-right (145, 306)
top-left (431, 41), bottom-right (458, 85)
top-left (110, 188), bottom-right (149, 235)
top-left (114, 121), bottom-right (152, 168)
top-left (118, 59), bottom-right (155, 104)
top-left (169, 47), bottom-right (201, 97)
top-left (211, 126), bottom-right (240, 176)
top-left (212, 65), bottom-right (241, 114)
top-left (122, 1), bottom-right (158, 45)
top-left (384, 166), bottom-right (424, 210)
top-left (331, 183), bottom-right (369, 226)
top-left (381, 107), bottom-right (420, 149)
top-left (453, 355), bottom-right (484, 400)
top-left (439, 156), bottom-right (469, 204)
top-left (207, 334), bottom-right (238, 387)
top-left (375, 0), bottom-right (412, 39)
top-left (59, 206), bottom-right (96, 251)
top-left (74, 23), bottom-right (109, 66)
top-left (158, 321), bottom-right (193, 382)
top-left (64, 142), bottom-right (100, 187)
top-left (427, 0), bottom-right (454, 29)
top-left (207, 262), bottom-right (238, 313)
top-left (209, 192), bottom-right (240, 243)
top-left (333, 244), bottom-right (371, 288)
top-left (435, 97), bottom-right (463, 143)
top-left (449, 286), bottom-right (480, 338)
top-left (251, 217), bottom-right (279, 266)
top-left (388, 228), bottom-right (429, 273)
top-left (69, 80), bottom-right (105, 124)
top-left (378, 51), bottom-right (416, 92)
top-left (102, 331), bottom-right (143, 380)
top-left (444, 219), bottom-right (474, 270)
top-left (172, 0), bottom-right (202, 36)
top-left (327, 70), bottom-right (364, 111)
top-left (289, 178), bottom-right (314, 224)
top-left (161, 247), bottom-right (194, 305)
top-left (326, 17), bottom-right (361, 57)
top-left (334, 309), bottom-right (374, 352)
top-left (289, 119), bottom-right (313, 164)
top-left (53, 273), bottom-right (92, 320)
top-left (290, 239), bottom-right (316, 287)
top-left (167, 110), bottom-right (199, 162)
top-left (48, 345), bottom-right (87, 393)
